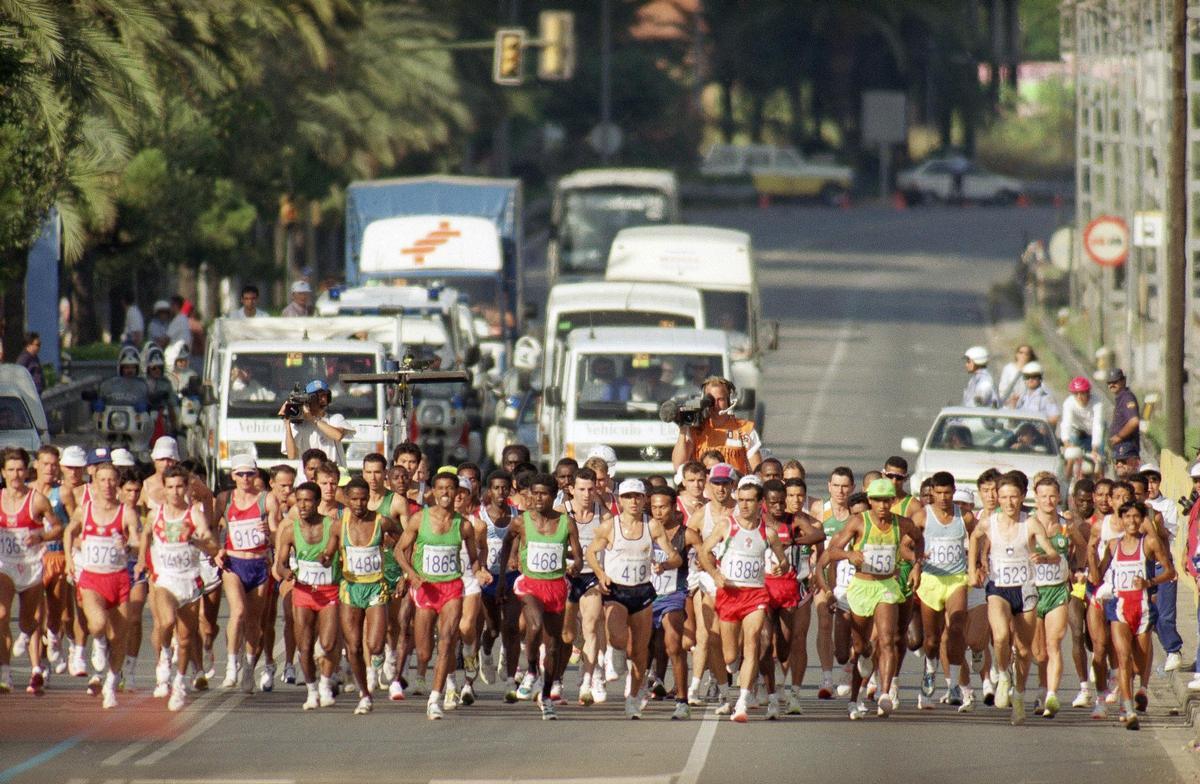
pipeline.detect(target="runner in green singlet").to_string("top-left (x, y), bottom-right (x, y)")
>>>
top-left (813, 466), bottom-right (854, 699)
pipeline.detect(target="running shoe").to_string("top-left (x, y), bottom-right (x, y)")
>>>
top-left (12, 632), bottom-right (29, 658)
top-left (550, 680), bottom-right (565, 705)
top-left (847, 701), bottom-right (865, 720)
top-left (260, 664), bottom-right (275, 693)
top-left (464, 650), bottom-right (479, 680)
top-left (920, 669), bottom-right (935, 697)
top-left (765, 694), bottom-right (780, 720)
top-left (786, 690), bottom-right (804, 715)
top-left (1043, 693), bottom-right (1060, 718)
top-left (672, 701), bottom-right (691, 720)
top-left (302, 688), bottom-right (320, 711)
top-left (91, 638), bottom-right (108, 673)
top-left (731, 696), bottom-right (748, 723)
top-left (193, 673), bottom-right (208, 691)
top-left (877, 693), bottom-right (894, 718)
top-left (1090, 700), bottom-right (1107, 720)
top-left (1125, 713), bottom-right (1140, 730)
top-left (947, 684), bottom-right (963, 706)
top-left (994, 675), bottom-right (1011, 709)
top-left (388, 681), bottom-right (405, 701)
top-left (591, 681), bottom-right (607, 704)
top-left (240, 662), bottom-right (255, 694)
top-left (27, 670), bottom-right (44, 696)
top-left (284, 663), bottom-right (297, 685)
top-left (86, 675), bottom-right (101, 696)
top-left (153, 681), bottom-right (170, 699)
top-left (1165, 652), bottom-right (1183, 672)
top-left (461, 683), bottom-right (476, 706)
top-left (1010, 693), bottom-right (1025, 726)
top-left (505, 682), bottom-right (519, 704)
top-left (427, 701), bottom-right (444, 720)
top-left (221, 666), bottom-right (239, 690)
top-left (1134, 689), bottom-right (1148, 713)
top-left (479, 651), bottom-right (494, 685)
top-left (409, 675), bottom-right (428, 696)
top-left (516, 672), bottom-right (536, 701)
top-left (168, 683), bottom-right (187, 712)
top-left (354, 697), bottom-right (373, 715)
top-left (444, 685), bottom-right (460, 711)
top-left (1071, 686), bottom-right (1093, 708)
top-left (101, 683), bottom-right (117, 709)
top-left (68, 645), bottom-right (87, 678)
top-left (624, 695), bottom-right (640, 720)
top-left (817, 676), bottom-right (834, 700)
top-left (318, 681), bottom-right (335, 707)
top-left (982, 677), bottom-right (995, 706)
top-left (650, 675), bottom-right (668, 700)
top-left (957, 689), bottom-right (975, 713)
top-left (540, 698), bottom-right (558, 721)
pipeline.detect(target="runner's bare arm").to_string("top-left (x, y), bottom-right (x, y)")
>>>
top-left (793, 512), bottom-right (825, 546)
top-left (393, 514), bottom-right (423, 586)
top-left (190, 503), bottom-right (220, 557)
top-left (566, 520), bottom-right (584, 578)
top-left (764, 526), bottom-right (788, 576)
top-left (967, 522), bottom-right (988, 587)
top-left (273, 523), bottom-right (295, 582)
top-left (824, 515), bottom-right (865, 568)
top-left (649, 520), bottom-right (682, 570)
top-left (586, 520), bottom-right (615, 590)
top-left (32, 491), bottom-right (60, 543)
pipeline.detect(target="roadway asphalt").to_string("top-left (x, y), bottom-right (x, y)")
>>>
top-left (4, 202), bottom-right (1198, 784)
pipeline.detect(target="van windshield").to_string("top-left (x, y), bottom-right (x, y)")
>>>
top-left (700, 290), bottom-right (750, 334)
top-left (226, 352), bottom-right (378, 419)
top-left (559, 188), bottom-right (672, 275)
top-left (555, 310), bottom-right (695, 340)
top-left (574, 352), bottom-right (723, 421)
top-left (0, 397), bottom-right (33, 430)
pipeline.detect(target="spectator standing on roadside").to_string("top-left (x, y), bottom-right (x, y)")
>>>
top-left (1014, 361), bottom-right (1060, 427)
top-left (1112, 442), bottom-right (1141, 479)
top-left (281, 281), bottom-right (313, 317)
top-left (997, 344), bottom-right (1037, 407)
top-left (119, 291), bottom-right (144, 346)
top-left (16, 332), bottom-right (44, 393)
top-left (228, 285), bottom-right (266, 320)
top-left (961, 345), bottom-right (999, 408)
top-left (167, 296), bottom-right (191, 346)
top-left (1106, 368), bottom-right (1140, 457)
top-left (1139, 463), bottom-right (1184, 673)
top-left (148, 300), bottom-right (172, 347)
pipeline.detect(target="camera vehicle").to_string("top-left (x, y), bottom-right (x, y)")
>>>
top-left (548, 168), bottom-right (679, 286)
top-left (0, 365), bottom-right (50, 453)
top-left (606, 225), bottom-right (777, 432)
top-left (541, 327), bottom-right (731, 477)
top-left (200, 316), bottom-right (405, 487)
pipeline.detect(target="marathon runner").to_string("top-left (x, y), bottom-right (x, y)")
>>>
top-left (117, 469), bottom-right (149, 690)
top-left (813, 466), bottom-right (855, 699)
top-left (685, 462), bottom-right (735, 706)
top-left (1066, 478), bottom-right (1097, 708)
top-left (263, 463), bottom-right (298, 687)
top-left (477, 470), bottom-right (522, 699)
top-left (445, 474), bottom-right (484, 709)
top-left (558, 467), bottom-right (612, 705)
top-left (31, 446), bottom-right (70, 678)
top-left (781, 476), bottom-right (823, 712)
top-left (646, 484), bottom-right (695, 719)
top-left (363, 454), bottom-right (411, 700)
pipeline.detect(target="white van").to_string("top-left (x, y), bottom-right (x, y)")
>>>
top-left (606, 225), bottom-right (775, 428)
top-left (537, 281), bottom-right (705, 466)
top-left (542, 327), bottom-right (731, 477)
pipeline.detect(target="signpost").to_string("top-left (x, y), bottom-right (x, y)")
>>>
top-left (1082, 215), bottom-right (1130, 267)
top-left (861, 90), bottom-right (907, 201)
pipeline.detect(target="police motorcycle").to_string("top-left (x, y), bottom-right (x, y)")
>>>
top-left (165, 340), bottom-right (203, 457)
top-left (408, 345), bottom-right (480, 468)
top-left (140, 344), bottom-right (181, 444)
top-left (82, 346), bottom-right (155, 459)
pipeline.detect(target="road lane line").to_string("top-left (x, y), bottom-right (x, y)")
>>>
top-left (103, 684), bottom-right (223, 766)
top-left (0, 734), bottom-right (87, 783)
top-left (676, 709), bottom-right (719, 784)
top-left (133, 693), bottom-right (247, 767)
top-left (128, 779), bottom-right (295, 784)
top-left (799, 319), bottom-right (853, 448)
top-left (102, 741), bottom-right (150, 767)
top-left (430, 777), bottom-right (671, 784)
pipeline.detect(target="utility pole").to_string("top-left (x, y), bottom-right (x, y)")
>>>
top-left (1165, 0), bottom-right (1186, 454)
top-left (600, 0), bottom-right (613, 163)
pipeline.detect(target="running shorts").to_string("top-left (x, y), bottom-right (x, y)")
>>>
top-left (603, 582), bottom-right (656, 615)
top-left (985, 581), bottom-right (1036, 616)
top-left (224, 556), bottom-right (270, 592)
top-left (462, 564), bottom-right (482, 598)
top-left (765, 574), bottom-right (800, 610)
top-left (0, 558), bottom-right (42, 593)
top-left (293, 583), bottom-right (339, 612)
top-left (411, 578), bottom-right (464, 613)
top-left (482, 569), bottom-right (519, 600)
top-left (127, 558), bottom-right (149, 587)
top-left (78, 569), bottom-right (131, 609)
top-left (715, 584), bottom-right (770, 622)
top-left (153, 574), bottom-right (203, 606)
top-left (916, 572), bottom-right (969, 612)
top-left (966, 586), bottom-right (987, 610)
top-left (568, 572), bottom-right (600, 603)
top-left (652, 589), bottom-right (688, 629)
top-left (340, 580), bottom-right (389, 609)
top-left (846, 576), bottom-right (902, 618)
top-left (514, 574), bottom-right (568, 614)
top-left (41, 550), bottom-right (67, 589)
top-left (1105, 593), bottom-right (1156, 635)
top-left (1036, 583), bottom-right (1069, 618)
top-left (897, 560), bottom-right (915, 600)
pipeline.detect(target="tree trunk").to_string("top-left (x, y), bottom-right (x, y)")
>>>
top-left (749, 93), bottom-right (765, 143)
top-left (719, 79), bottom-right (736, 142)
top-left (68, 252), bottom-right (101, 345)
top-left (0, 247), bottom-right (28, 363)
top-left (788, 80), bottom-right (806, 148)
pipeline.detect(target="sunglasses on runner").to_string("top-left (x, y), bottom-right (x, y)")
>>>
top-left (883, 471), bottom-right (907, 480)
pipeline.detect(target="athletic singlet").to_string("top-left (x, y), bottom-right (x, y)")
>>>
top-left (1107, 536), bottom-right (1147, 595)
top-left (1033, 517), bottom-right (1070, 587)
top-left (44, 486), bottom-right (66, 552)
top-left (0, 490), bottom-right (40, 564)
top-left (780, 515), bottom-right (815, 580)
top-left (696, 502), bottom-right (728, 573)
top-left (294, 516), bottom-right (339, 587)
top-left (988, 514), bottom-right (1032, 587)
top-left (341, 511), bottom-right (384, 584)
top-left (414, 508), bottom-right (463, 583)
top-left (606, 516), bottom-right (652, 587)
top-left (765, 518), bottom-right (798, 578)
top-left (822, 504), bottom-right (855, 588)
top-left (719, 518), bottom-right (768, 587)
top-left (520, 512), bottom-right (569, 580)
top-left (150, 504), bottom-right (200, 580)
top-left (79, 502), bottom-right (127, 574)
top-left (652, 523), bottom-right (687, 596)
top-left (1095, 513), bottom-right (1123, 559)
top-left (854, 511), bottom-right (900, 578)
top-left (922, 504), bottom-right (967, 576)
top-left (565, 500), bottom-right (603, 574)
top-left (224, 493), bottom-right (269, 555)
top-left (479, 504), bottom-right (511, 574)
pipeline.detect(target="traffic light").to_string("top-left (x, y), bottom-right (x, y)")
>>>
top-left (537, 11), bottom-right (575, 81)
top-left (493, 28), bottom-right (525, 86)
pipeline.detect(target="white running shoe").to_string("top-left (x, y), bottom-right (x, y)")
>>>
top-left (835, 681), bottom-right (851, 699)
top-left (958, 689), bottom-right (975, 713)
top-left (240, 662), bottom-right (255, 694)
top-left (516, 672), bottom-right (536, 701)
top-left (550, 680), bottom-right (565, 705)
top-left (221, 665), bottom-right (239, 689)
top-left (302, 687), bottom-right (319, 711)
top-left (284, 663), bottom-right (297, 685)
top-left (605, 656), bottom-right (619, 683)
top-left (354, 696), bottom-right (373, 715)
top-left (672, 701), bottom-right (691, 720)
top-left (101, 683), bottom-right (118, 709)
top-left (365, 664), bottom-right (378, 694)
top-left (1188, 674), bottom-right (1200, 690)
top-left (1011, 693), bottom-right (1026, 726)
top-left (91, 638), bottom-right (108, 673)
top-left (47, 634), bottom-right (62, 667)
top-left (318, 681), bottom-right (335, 707)
top-left (995, 675), bottom-right (1011, 709)
top-left (427, 701), bottom-right (444, 720)
top-left (916, 693), bottom-right (932, 711)
top-left (444, 685), bottom-right (461, 711)
top-left (12, 632), bottom-right (29, 658)
top-left (786, 690), bottom-right (804, 715)
top-left (624, 695), bottom-right (641, 719)
top-left (731, 696), bottom-right (749, 723)
top-left (1165, 652), bottom-right (1183, 672)
top-left (1072, 687), bottom-right (1093, 709)
top-left (877, 693), bottom-right (894, 718)
top-left (153, 681), bottom-right (170, 699)
top-left (848, 701), bottom-right (865, 720)
top-left (765, 694), bottom-right (780, 720)
top-left (388, 680), bottom-right (405, 701)
top-left (479, 651), bottom-right (494, 685)
top-left (409, 675), bottom-right (428, 696)
top-left (260, 665), bottom-right (275, 693)
top-left (591, 681), bottom-right (608, 704)
top-left (463, 649), bottom-right (479, 680)
top-left (461, 682), bottom-right (476, 706)
top-left (167, 683), bottom-right (187, 712)
top-left (68, 645), bottom-right (87, 678)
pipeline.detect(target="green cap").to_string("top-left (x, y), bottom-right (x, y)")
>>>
top-left (866, 478), bottom-right (897, 499)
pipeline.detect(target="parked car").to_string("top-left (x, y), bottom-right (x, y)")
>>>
top-left (900, 407), bottom-right (1065, 502)
top-left (700, 144), bottom-right (853, 204)
top-left (896, 158), bottom-right (1024, 204)
top-left (0, 365), bottom-right (49, 453)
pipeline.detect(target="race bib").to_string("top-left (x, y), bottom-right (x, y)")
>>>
top-left (720, 551), bottom-right (764, 585)
top-left (526, 541), bottom-right (563, 574)
top-left (1034, 557), bottom-right (1066, 586)
top-left (860, 544), bottom-right (896, 577)
top-left (228, 517), bottom-right (267, 551)
top-left (927, 541), bottom-right (965, 570)
top-left (345, 545), bottom-right (382, 576)
top-left (296, 558), bottom-right (334, 586)
top-left (421, 544), bottom-right (459, 577)
top-left (1112, 562), bottom-right (1144, 592)
top-left (652, 568), bottom-right (678, 596)
top-left (81, 535), bottom-right (125, 571)
top-left (486, 539), bottom-right (504, 571)
top-left (792, 550), bottom-right (812, 580)
top-left (0, 528), bottom-right (28, 559)
top-left (835, 559), bottom-right (856, 588)
top-left (153, 541), bottom-right (196, 576)
top-left (617, 558), bottom-right (650, 585)
top-left (991, 556), bottom-right (1031, 587)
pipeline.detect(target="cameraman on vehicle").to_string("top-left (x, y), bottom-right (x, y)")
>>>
top-left (280, 379), bottom-right (355, 467)
top-left (670, 375), bottom-right (762, 475)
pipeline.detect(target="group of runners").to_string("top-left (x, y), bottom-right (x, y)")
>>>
top-left (0, 436), bottom-right (1181, 729)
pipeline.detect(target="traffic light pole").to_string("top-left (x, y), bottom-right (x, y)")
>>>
top-left (600, 0), bottom-right (613, 163)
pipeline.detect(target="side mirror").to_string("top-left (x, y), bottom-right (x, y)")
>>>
top-left (464, 345), bottom-right (481, 367)
top-left (480, 354), bottom-right (495, 372)
top-left (81, 389), bottom-right (97, 402)
top-left (200, 384), bottom-right (218, 407)
top-left (544, 387), bottom-right (562, 407)
top-left (900, 436), bottom-right (921, 454)
top-left (766, 320), bottom-right (780, 351)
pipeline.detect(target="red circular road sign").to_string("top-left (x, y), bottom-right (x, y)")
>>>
top-left (1083, 215), bottom-right (1129, 267)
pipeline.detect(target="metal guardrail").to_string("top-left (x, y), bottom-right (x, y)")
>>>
top-left (41, 372), bottom-right (104, 436)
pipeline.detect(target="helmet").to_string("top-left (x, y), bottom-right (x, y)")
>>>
top-left (144, 346), bottom-right (166, 369)
top-left (1021, 361), bottom-right (1043, 377)
top-left (117, 346), bottom-right (141, 368)
top-left (963, 346), bottom-right (989, 366)
top-left (1068, 376), bottom-right (1091, 393)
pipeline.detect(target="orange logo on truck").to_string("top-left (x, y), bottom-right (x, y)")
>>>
top-left (401, 221), bottom-right (461, 265)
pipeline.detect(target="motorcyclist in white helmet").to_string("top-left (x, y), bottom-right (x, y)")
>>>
top-left (143, 345), bottom-right (180, 435)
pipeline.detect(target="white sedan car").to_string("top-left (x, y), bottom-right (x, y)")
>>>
top-left (901, 407), bottom-right (1065, 502)
top-left (896, 158), bottom-right (1023, 204)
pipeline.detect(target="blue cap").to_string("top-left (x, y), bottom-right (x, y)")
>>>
top-left (305, 379), bottom-right (330, 395)
top-left (86, 447), bottom-right (110, 466)
top-left (1113, 442), bottom-right (1140, 461)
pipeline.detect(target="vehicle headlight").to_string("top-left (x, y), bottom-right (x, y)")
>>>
top-left (227, 441), bottom-right (257, 461)
top-left (108, 411), bottom-right (130, 431)
top-left (418, 404), bottom-right (446, 428)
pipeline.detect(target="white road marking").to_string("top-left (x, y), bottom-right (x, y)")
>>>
top-left (128, 779), bottom-right (295, 784)
top-left (101, 742), bottom-right (150, 767)
top-left (676, 709), bottom-right (719, 784)
top-left (132, 693), bottom-right (247, 767)
top-left (103, 685), bottom-right (223, 766)
top-left (798, 319), bottom-right (853, 448)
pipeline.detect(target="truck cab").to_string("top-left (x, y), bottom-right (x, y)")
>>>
top-left (542, 327), bottom-right (731, 478)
